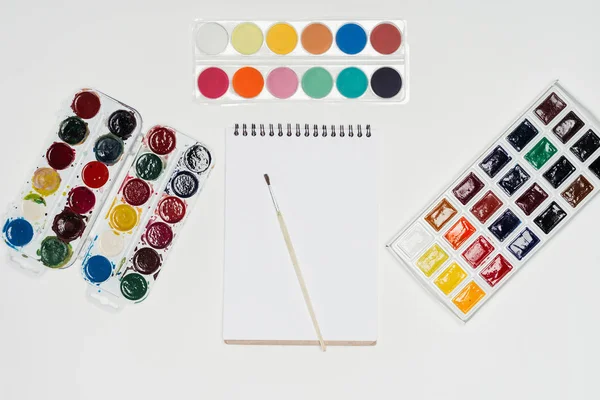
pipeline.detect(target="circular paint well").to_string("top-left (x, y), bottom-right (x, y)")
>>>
top-left (231, 22), bottom-right (263, 55)
top-left (266, 67), bottom-right (298, 99)
top-left (3, 218), bottom-right (34, 247)
top-left (46, 142), bottom-right (75, 170)
top-left (197, 67), bottom-right (229, 99)
top-left (370, 67), bottom-right (402, 99)
top-left (38, 236), bottom-right (72, 268)
top-left (266, 23), bottom-right (298, 55)
top-left (301, 67), bottom-right (333, 99)
top-left (370, 22), bottom-right (402, 55)
top-left (120, 273), bottom-right (148, 301)
top-left (22, 198), bottom-right (45, 221)
top-left (184, 145), bottom-right (211, 173)
top-left (171, 171), bottom-right (199, 198)
top-left (158, 196), bottom-right (186, 224)
top-left (52, 208), bottom-right (86, 242)
top-left (94, 134), bottom-right (124, 165)
top-left (232, 67), bottom-right (264, 99)
top-left (135, 153), bottom-right (163, 181)
top-left (147, 126), bottom-right (177, 155)
top-left (336, 67), bottom-right (368, 99)
top-left (110, 204), bottom-right (138, 232)
top-left (122, 178), bottom-right (151, 206)
top-left (98, 230), bottom-right (124, 257)
top-left (301, 23), bottom-right (333, 55)
top-left (58, 116), bottom-right (88, 145)
top-left (145, 222), bottom-right (173, 249)
top-left (108, 110), bottom-right (137, 140)
top-left (67, 186), bottom-right (96, 214)
top-left (195, 22), bottom-right (229, 55)
top-left (132, 247), bottom-right (161, 275)
top-left (71, 91), bottom-right (101, 119)
top-left (84, 255), bottom-right (113, 283)
top-left (82, 161), bottom-right (109, 189)
top-left (335, 23), bottom-right (367, 55)
top-left (32, 167), bottom-right (61, 196)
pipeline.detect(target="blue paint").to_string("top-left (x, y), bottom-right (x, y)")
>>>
top-left (84, 255), bottom-right (113, 283)
top-left (488, 209), bottom-right (521, 242)
top-left (3, 218), bottom-right (34, 247)
top-left (508, 228), bottom-right (540, 260)
top-left (335, 23), bottom-right (367, 55)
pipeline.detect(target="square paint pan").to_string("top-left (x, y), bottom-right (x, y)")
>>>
top-left (2, 89), bottom-right (143, 275)
top-left (387, 81), bottom-right (600, 321)
top-left (80, 126), bottom-right (213, 310)
top-left (191, 19), bottom-right (409, 103)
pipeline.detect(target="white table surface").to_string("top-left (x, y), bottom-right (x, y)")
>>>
top-left (1, 0), bottom-right (599, 399)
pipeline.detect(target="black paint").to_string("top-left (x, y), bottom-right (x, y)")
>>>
top-left (370, 67), bottom-right (402, 99)
top-left (488, 209), bottom-right (521, 242)
top-left (108, 110), bottom-right (137, 140)
top-left (184, 145), bottom-right (211, 173)
top-left (552, 111), bottom-right (584, 143)
top-left (498, 164), bottom-right (530, 196)
top-left (171, 171), bottom-right (199, 198)
top-left (94, 134), bottom-right (124, 165)
top-left (506, 119), bottom-right (539, 152)
top-left (590, 156), bottom-right (600, 179)
top-left (542, 156), bottom-right (576, 188)
top-left (58, 116), bottom-right (88, 145)
top-left (479, 146), bottom-right (512, 178)
top-left (534, 201), bottom-right (567, 234)
top-left (570, 130), bottom-right (600, 162)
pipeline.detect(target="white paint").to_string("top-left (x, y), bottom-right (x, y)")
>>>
top-left (98, 230), bottom-right (124, 257)
top-left (21, 199), bottom-right (45, 221)
top-left (195, 22), bottom-right (228, 55)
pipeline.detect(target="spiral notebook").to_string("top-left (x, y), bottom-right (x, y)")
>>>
top-left (224, 124), bottom-right (378, 346)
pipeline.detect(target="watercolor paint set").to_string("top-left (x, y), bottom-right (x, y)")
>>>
top-left (192, 20), bottom-right (408, 102)
top-left (387, 82), bottom-right (600, 321)
top-left (2, 89), bottom-right (143, 274)
top-left (81, 126), bottom-right (212, 308)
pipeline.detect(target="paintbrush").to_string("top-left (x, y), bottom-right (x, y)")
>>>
top-left (263, 174), bottom-right (326, 352)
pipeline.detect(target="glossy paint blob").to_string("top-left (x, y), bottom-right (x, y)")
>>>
top-left (94, 134), bottom-right (124, 165)
top-left (452, 281), bottom-right (485, 314)
top-left (424, 198), bottom-right (457, 231)
top-left (132, 247), bottom-right (161, 275)
top-left (434, 263), bottom-right (467, 295)
top-left (71, 91), bottom-right (101, 119)
top-left (84, 255), bottom-right (113, 283)
top-left (197, 67), bottom-right (229, 99)
top-left (171, 171), bottom-right (199, 198)
top-left (158, 196), bottom-right (186, 223)
top-left (301, 67), bottom-right (333, 99)
top-left (370, 23), bottom-right (401, 55)
top-left (52, 208), bottom-right (86, 242)
top-left (266, 67), bottom-right (298, 99)
top-left (266, 23), bottom-right (298, 55)
top-left (301, 23), bottom-right (333, 55)
top-left (231, 22), bottom-right (263, 55)
top-left (58, 116), bottom-right (88, 145)
top-left (67, 187), bottom-right (96, 214)
top-left (81, 161), bottom-right (109, 189)
top-left (110, 204), bottom-right (138, 232)
top-left (38, 236), bottom-right (72, 268)
top-left (336, 67), bottom-right (368, 99)
top-left (108, 110), bottom-right (137, 140)
top-left (3, 218), bottom-right (34, 247)
top-left (122, 178), bottom-right (151, 206)
top-left (31, 167), bottom-right (61, 196)
top-left (145, 222), bottom-right (173, 249)
top-left (136, 153), bottom-right (163, 181)
top-left (416, 244), bottom-right (448, 277)
top-left (120, 273), bottom-right (148, 301)
top-left (46, 142), bottom-right (75, 170)
top-left (232, 67), bottom-right (264, 99)
top-left (148, 126), bottom-right (177, 155)
top-left (335, 23), bottom-right (367, 55)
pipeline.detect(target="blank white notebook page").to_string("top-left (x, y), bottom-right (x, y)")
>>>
top-left (224, 126), bottom-right (378, 345)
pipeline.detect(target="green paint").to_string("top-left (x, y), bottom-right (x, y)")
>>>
top-left (135, 153), bottom-right (163, 181)
top-left (525, 137), bottom-right (558, 169)
top-left (24, 193), bottom-right (46, 206)
top-left (37, 236), bottom-right (72, 268)
top-left (336, 67), bottom-right (368, 99)
top-left (120, 273), bottom-right (148, 301)
top-left (301, 67), bottom-right (333, 99)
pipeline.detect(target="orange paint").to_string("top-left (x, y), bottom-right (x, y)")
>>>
top-left (444, 216), bottom-right (476, 250)
top-left (452, 281), bottom-right (485, 314)
top-left (232, 67), bottom-right (264, 98)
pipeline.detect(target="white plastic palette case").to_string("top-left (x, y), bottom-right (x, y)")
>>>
top-left (192, 19), bottom-right (409, 103)
top-left (388, 81), bottom-right (600, 321)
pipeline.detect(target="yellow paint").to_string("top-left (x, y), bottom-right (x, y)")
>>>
top-left (434, 263), bottom-right (467, 295)
top-left (231, 22), bottom-right (264, 55)
top-left (109, 204), bottom-right (138, 232)
top-left (266, 23), bottom-right (298, 55)
top-left (453, 281), bottom-right (486, 314)
top-left (31, 167), bottom-right (61, 196)
top-left (416, 244), bottom-right (448, 277)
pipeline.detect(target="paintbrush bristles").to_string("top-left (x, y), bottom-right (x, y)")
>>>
top-left (264, 174), bottom-right (271, 185)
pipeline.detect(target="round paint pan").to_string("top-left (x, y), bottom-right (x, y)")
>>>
top-left (132, 247), bottom-right (161, 275)
top-left (184, 144), bottom-right (211, 174)
top-left (84, 255), bottom-right (113, 283)
top-left (170, 171), bottom-right (199, 198)
top-left (120, 273), bottom-right (148, 301)
top-left (3, 218), bottom-right (34, 247)
top-left (195, 22), bottom-right (229, 55)
top-left (370, 67), bottom-right (402, 99)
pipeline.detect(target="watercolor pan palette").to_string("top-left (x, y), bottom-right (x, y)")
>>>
top-left (192, 19), bottom-right (408, 103)
top-left (80, 126), bottom-right (213, 308)
top-left (387, 82), bottom-right (600, 321)
top-left (2, 89), bottom-right (142, 274)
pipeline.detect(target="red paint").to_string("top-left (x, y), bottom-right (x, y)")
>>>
top-left (123, 178), bottom-right (151, 206)
top-left (158, 196), bottom-right (186, 224)
top-left (197, 67), bottom-right (229, 99)
top-left (67, 186), bottom-right (96, 214)
top-left (145, 221), bottom-right (173, 249)
top-left (470, 191), bottom-right (503, 223)
top-left (71, 91), bottom-right (101, 119)
top-left (480, 254), bottom-right (513, 287)
top-left (370, 23), bottom-right (402, 55)
top-left (46, 142), bottom-right (75, 170)
top-left (81, 161), bottom-right (109, 189)
top-left (147, 126), bottom-right (177, 155)
top-left (462, 236), bottom-right (494, 268)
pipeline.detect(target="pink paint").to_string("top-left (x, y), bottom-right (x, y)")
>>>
top-left (197, 67), bottom-right (229, 99)
top-left (266, 67), bottom-right (298, 99)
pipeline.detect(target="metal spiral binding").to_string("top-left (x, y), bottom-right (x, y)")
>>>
top-left (233, 124), bottom-right (372, 138)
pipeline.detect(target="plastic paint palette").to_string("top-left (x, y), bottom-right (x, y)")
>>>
top-left (388, 82), bottom-right (600, 321)
top-left (2, 89), bottom-right (142, 274)
top-left (192, 20), bottom-right (408, 103)
top-left (81, 126), bottom-right (213, 308)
